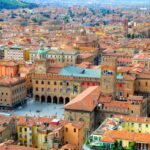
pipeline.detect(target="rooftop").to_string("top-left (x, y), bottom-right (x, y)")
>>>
top-left (59, 66), bottom-right (101, 78)
top-left (102, 130), bottom-right (150, 144)
top-left (0, 142), bottom-right (37, 150)
top-left (64, 86), bottom-right (100, 112)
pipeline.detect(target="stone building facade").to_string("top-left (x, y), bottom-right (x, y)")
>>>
top-left (32, 48), bottom-right (100, 104)
top-left (0, 77), bottom-right (26, 109)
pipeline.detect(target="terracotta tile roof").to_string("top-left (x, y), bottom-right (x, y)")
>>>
top-left (64, 86), bottom-right (100, 112)
top-left (124, 74), bottom-right (135, 81)
top-left (133, 53), bottom-right (149, 60)
top-left (0, 77), bottom-right (25, 86)
top-left (0, 144), bottom-right (37, 150)
top-left (48, 67), bottom-right (62, 74)
top-left (16, 116), bottom-right (72, 131)
top-left (114, 115), bottom-right (150, 124)
top-left (99, 96), bottom-right (112, 103)
top-left (61, 144), bottom-right (76, 149)
top-left (101, 135), bottom-right (115, 143)
top-left (128, 96), bottom-right (144, 101)
top-left (70, 121), bottom-right (85, 129)
top-left (104, 101), bottom-right (130, 109)
top-left (0, 59), bottom-right (18, 67)
top-left (102, 130), bottom-right (150, 144)
top-left (137, 74), bottom-right (150, 79)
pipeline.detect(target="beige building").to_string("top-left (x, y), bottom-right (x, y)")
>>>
top-left (32, 48), bottom-right (100, 104)
top-left (0, 77), bottom-right (26, 110)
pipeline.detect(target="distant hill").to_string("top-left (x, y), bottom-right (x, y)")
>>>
top-left (0, 0), bottom-right (38, 10)
top-left (24, 0), bottom-right (150, 6)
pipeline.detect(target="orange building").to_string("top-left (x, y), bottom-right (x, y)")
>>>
top-left (0, 60), bottom-right (18, 78)
top-left (64, 122), bottom-right (85, 150)
top-left (19, 64), bottom-right (35, 96)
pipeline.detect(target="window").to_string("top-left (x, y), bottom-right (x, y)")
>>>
top-left (19, 128), bottom-right (22, 132)
top-left (65, 128), bottom-right (68, 132)
top-left (54, 82), bottom-right (57, 85)
top-left (127, 93), bottom-right (129, 97)
top-left (41, 88), bottom-right (44, 91)
top-left (19, 134), bottom-right (22, 138)
top-left (138, 82), bottom-right (140, 86)
top-left (74, 128), bottom-right (76, 132)
top-left (139, 123), bottom-right (142, 128)
top-left (48, 82), bottom-right (50, 85)
top-left (41, 81), bottom-right (44, 84)
top-left (145, 82), bottom-right (148, 87)
top-left (36, 88), bottom-right (38, 91)
top-left (55, 133), bottom-right (58, 137)
top-left (127, 83), bottom-right (130, 88)
top-left (131, 122), bottom-right (134, 127)
top-left (45, 136), bottom-right (47, 143)
top-left (146, 124), bottom-right (148, 128)
top-left (36, 81), bottom-right (38, 84)
top-left (24, 128), bottom-right (27, 132)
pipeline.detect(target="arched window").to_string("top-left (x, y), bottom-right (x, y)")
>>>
top-left (41, 81), bottom-right (44, 84)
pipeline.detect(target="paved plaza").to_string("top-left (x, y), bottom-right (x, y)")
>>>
top-left (0, 99), bottom-right (64, 119)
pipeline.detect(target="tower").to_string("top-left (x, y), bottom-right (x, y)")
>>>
top-left (35, 43), bottom-right (49, 74)
top-left (124, 18), bottom-right (128, 38)
top-left (100, 55), bottom-right (117, 98)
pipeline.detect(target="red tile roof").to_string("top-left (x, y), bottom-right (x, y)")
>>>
top-left (64, 86), bottom-right (100, 112)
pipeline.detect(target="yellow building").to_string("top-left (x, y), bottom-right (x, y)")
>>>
top-left (89, 115), bottom-right (150, 149)
top-left (16, 116), bottom-right (86, 150)
top-left (24, 49), bottom-right (30, 61)
top-left (17, 117), bottom-right (37, 147)
top-left (120, 115), bottom-right (150, 134)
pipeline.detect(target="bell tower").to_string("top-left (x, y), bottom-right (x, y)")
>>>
top-left (101, 55), bottom-right (117, 98)
top-left (35, 43), bottom-right (49, 74)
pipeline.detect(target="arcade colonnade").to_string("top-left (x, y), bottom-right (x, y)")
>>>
top-left (34, 95), bottom-right (70, 104)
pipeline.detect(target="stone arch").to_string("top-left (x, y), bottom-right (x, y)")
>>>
top-left (35, 95), bottom-right (40, 101)
top-left (59, 97), bottom-right (64, 104)
top-left (65, 97), bottom-right (70, 104)
top-left (53, 96), bottom-right (58, 104)
top-left (47, 96), bottom-right (51, 103)
top-left (41, 95), bottom-right (45, 103)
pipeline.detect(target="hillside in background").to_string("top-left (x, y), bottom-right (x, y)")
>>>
top-left (24, 0), bottom-right (150, 5)
top-left (0, 0), bottom-right (38, 10)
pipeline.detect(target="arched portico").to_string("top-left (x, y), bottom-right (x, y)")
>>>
top-left (41, 95), bottom-right (46, 103)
